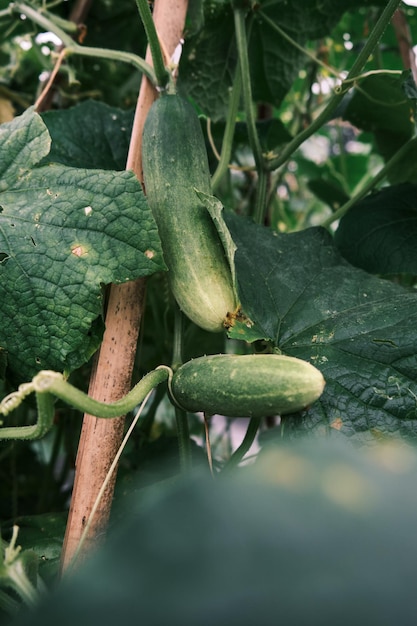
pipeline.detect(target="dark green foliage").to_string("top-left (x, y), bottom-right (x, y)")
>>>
top-left (335, 184), bottom-right (417, 275)
top-left (10, 439), bottom-right (417, 626)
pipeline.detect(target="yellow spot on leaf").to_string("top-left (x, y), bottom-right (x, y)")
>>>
top-left (144, 249), bottom-right (155, 259)
top-left (71, 245), bottom-right (87, 257)
top-left (330, 417), bottom-right (343, 431)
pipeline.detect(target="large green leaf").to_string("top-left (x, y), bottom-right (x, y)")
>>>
top-left (0, 109), bottom-right (165, 381)
top-left (10, 439), bottom-right (417, 625)
top-left (41, 101), bottom-right (134, 170)
top-left (225, 213), bottom-right (417, 443)
top-left (334, 183), bottom-right (417, 275)
top-left (178, 1), bottom-right (236, 121)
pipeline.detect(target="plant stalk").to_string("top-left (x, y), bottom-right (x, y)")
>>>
top-left (233, 8), bottom-right (268, 222)
top-left (135, 0), bottom-right (170, 89)
top-left (222, 416), bottom-right (261, 472)
top-left (211, 64), bottom-right (242, 191)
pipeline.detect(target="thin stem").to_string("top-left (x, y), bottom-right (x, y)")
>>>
top-left (46, 367), bottom-right (170, 417)
top-left (234, 11), bottom-right (262, 168)
top-left (266, 0), bottom-right (402, 172)
top-left (203, 415), bottom-right (214, 477)
top-left (0, 388), bottom-right (55, 440)
top-left (12, 2), bottom-right (156, 85)
top-left (41, 9), bottom-right (79, 33)
top-left (0, 367), bottom-right (171, 440)
top-left (222, 416), bottom-right (261, 472)
top-left (34, 47), bottom-right (66, 111)
top-left (174, 406), bottom-right (192, 473)
top-left (322, 135), bottom-right (417, 228)
top-left (3, 527), bottom-right (39, 606)
top-left (165, 305), bottom-right (191, 472)
top-left (254, 169), bottom-right (268, 225)
top-left (65, 45), bottom-right (155, 83)
top-left (234, 8), bottom-right (267, 222)
top-left (171, 304), bottom-right (184, 372)
top-left (211, 65), bottom-right (242, 191)
top-left (135, 0), bottom-right (169, 89)
top-left (0, 7), bottom-right (12, 19)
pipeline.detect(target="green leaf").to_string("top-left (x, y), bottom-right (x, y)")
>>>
top-left (339, 72), bottom-right (414, 135)
top-left (0, 108), bottom-right (50, 187)
top-left (11, 439), bottom-right (417, 625)
top-left (0, 109), bottom-right (165, 381)
top-left (1, 514), bottom-right (66, 585)
top-left (308, 178), bottom-right (349, 211)
top-left (250, 0), bottom-right (345, 107)
top-left (41, 101), bottom-right (134, 170)
top-left (340, 72), bottom-right (416, 178)
top-left (178, 2), bottom-right (236, 121)
top-left (179, 0), bottom-right (388, 119)
top-left (334, 183), bottom-right (417, 275)
top-left (196, 191), bottom-right (237, 293)
top-left (225, 213), bottom-right (417, 442)
top-left (300, 150), bottom-right (369, 210)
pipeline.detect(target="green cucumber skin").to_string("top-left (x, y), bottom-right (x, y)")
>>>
top-left (171, 354), bottom-right (325, 418)
top-left (142, 95), bottom-right (237, 332)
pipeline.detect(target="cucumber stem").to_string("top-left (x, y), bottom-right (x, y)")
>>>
top-left (11, 2), bottom-right (157, 85)
top-left (0, 367), bottom-right (171, 439)
top-left (175, 406), bottom-right (192, 473)
top-left (171, 303), bottom-right (184, 372)
top-left (222, 416), bottom-right (261, 472)
top-left (135, 0), bottom-right (170, 89)
top-left (211, 64), bottom-right (242, 191)
top-left (233, 8), bottom-right (268, 223)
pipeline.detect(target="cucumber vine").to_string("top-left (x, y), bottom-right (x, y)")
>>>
top-left (0, 367), bottom-right (171, 440)
top-left (4, 2), bottom-right (157, 85)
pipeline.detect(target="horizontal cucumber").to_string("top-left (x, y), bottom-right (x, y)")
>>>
top-left (142, 94), bottom-right (237, 332)
top-left (171, 354), bottom-right (325, 418)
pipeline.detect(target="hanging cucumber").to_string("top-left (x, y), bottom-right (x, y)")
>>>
top-left (142, 94), bottom-right (237, 332)
top-left (171, 354), bottom-right (325, 418)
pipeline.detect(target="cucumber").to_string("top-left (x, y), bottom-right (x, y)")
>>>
top-left (142, 94), bottom-right (237, 332)
top-left (171, 354), bottom-right (325, 418)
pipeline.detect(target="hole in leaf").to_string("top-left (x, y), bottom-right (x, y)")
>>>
top-left (0, 252), bottom-right (9, 265)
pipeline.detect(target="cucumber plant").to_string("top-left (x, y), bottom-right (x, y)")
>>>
top-left (1, 0), bottom-right (417, 617)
